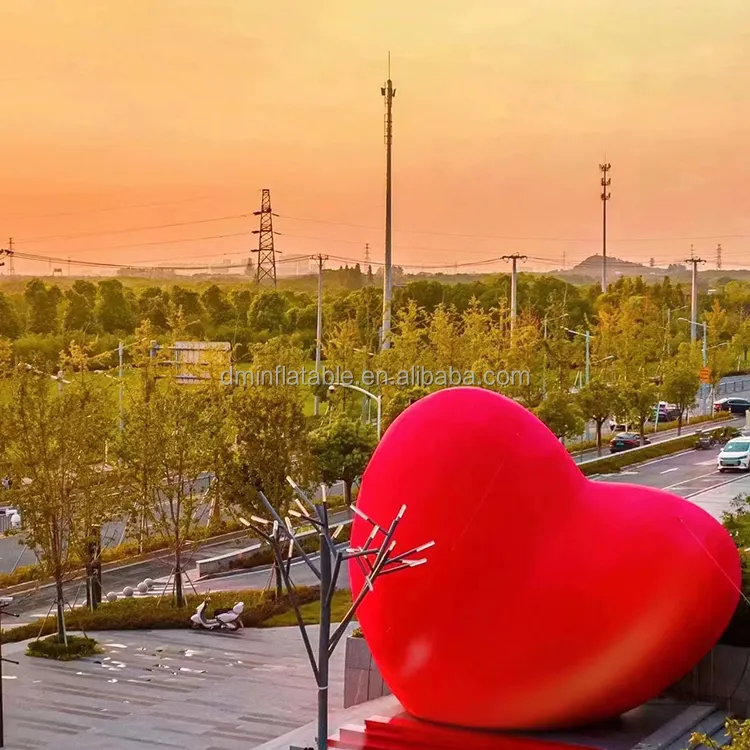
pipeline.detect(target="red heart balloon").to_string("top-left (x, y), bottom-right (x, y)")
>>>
top-left (349, 387), bottom-right (741, 731)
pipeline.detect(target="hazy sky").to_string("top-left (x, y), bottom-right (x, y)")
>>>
top-left (1, 0), bottom-right (750, 276)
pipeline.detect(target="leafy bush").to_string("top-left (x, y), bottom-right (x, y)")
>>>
top-left (351, 627), bottom-right (364, 638)
top-left (2, 588), bottom-right (321, 643)
top-left (0, 563), bottom-right (43, 590)
top-left (26, 634), bottom-right (101, 661)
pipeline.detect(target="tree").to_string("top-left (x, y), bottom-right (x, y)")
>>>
top-left (310, 417), bottom-right (377, 506)
top-left (382, 386), bottom-right (429, 430)
top-left (621, 379), bottom-right (659, 445)
top-left (96, 279), bottom-right (136, 333)
top-left (72, 279), bottom-right (97, 306)
top-left (229, 382), bottom-right (315, 594)
top-left (201, 285), bottom-right (233, 327)
top-left (247, 289), bottom-right (288, 334)
top-left (63, 288), bottom-right (96, 331)
top-left (0, 360), bottom-right (115, 640)
top-left (578, 380), bottom-right (621, 455)
top-left (662, 359), bottom-right (700, 434)
top-left (0, 292), bottom-right (21, 339)
top-left (534, 389), bottom-right (585, 442)
top-left (24, 279), bottom-right (62, 334)
top-left (118, 369), bottom-right (219, 607)
top-left (171, 286), bottom-right (203, 319)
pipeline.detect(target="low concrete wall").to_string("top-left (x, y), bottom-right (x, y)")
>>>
top-left (669, 644), bottom-right (750, 716)
top-left (196, 519), bottom-right (352, 578)
top-left (343, 636), bottom-right (391, 708)
top-left (196, 543), bottom-right (264, 578)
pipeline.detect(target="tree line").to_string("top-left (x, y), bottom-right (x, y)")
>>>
top-left (1, 270), bottom-right (749, 640)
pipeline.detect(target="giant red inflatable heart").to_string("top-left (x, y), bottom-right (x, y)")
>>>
top-left (349, 387), bottom-right (741, 730)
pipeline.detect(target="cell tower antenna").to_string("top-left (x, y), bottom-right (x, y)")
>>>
top-left (380, 53), bottom-right (395, 350)
top-left (599, 161), bottom-right (611, 293)
top-left (251, 189), bottom-right (279, 286)
top-left (716, 243), bottom-right (722, 270)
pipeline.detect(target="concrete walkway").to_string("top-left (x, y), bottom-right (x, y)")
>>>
top-left (1, 625), bottom-right (349, 750)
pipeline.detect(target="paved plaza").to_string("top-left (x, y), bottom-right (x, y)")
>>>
top-left (1, 625), bottom-right (349, 750)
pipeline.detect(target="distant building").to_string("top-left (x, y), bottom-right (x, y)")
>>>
top-left (171, 341), bottom-right (231, 383)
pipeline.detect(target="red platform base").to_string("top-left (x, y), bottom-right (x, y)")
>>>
top-left (329, 713), bottom-right (593, 750)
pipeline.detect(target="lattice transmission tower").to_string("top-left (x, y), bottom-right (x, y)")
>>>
top-left (252, 189), bottom-right (278, 286)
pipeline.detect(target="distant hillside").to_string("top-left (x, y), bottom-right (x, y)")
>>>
top-left (559, 254), bottom-right (688, 281)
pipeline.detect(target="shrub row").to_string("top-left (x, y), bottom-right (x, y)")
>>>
top-left (1, 587), bottom-right (321, 644)
top-left (26, 634), bottom-right (101, 661)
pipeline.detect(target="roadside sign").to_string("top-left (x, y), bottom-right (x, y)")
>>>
top-left (699, 367), bottom-right (710, 383)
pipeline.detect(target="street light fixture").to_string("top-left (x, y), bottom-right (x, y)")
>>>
top-left (677, 318), bottom-right (708, 366)
top-left (564, 328), bottom-right (592, 385)
top-left (328, 383), bottom-right (382, 439)
top-left (240, 477), bottom-right (432, 750)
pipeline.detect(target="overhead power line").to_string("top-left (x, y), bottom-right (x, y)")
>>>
top-left (18, 214), bottom-right (250, 244)
top-left (4, 195), bottom-right (220, 220)
top-left (277, 213), bottom-right (750, 244)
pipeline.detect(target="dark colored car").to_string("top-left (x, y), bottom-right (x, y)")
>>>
top-left (713, 397), bottom-right (750, 415)
top-left (609, 432), bottom-right (650, 453)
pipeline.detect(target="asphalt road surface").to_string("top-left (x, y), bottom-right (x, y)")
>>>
top-left (4, 511), bottom-right (351, 623)
top-left (572, 414), bottom-right (746, 464)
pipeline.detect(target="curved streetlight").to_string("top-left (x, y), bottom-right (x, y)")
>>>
top-left (328, 383), bottom-right (382, 439)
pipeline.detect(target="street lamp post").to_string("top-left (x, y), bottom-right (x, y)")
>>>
top-left (564, 328), bottom-right (592, 386)
top-left (240, 478), bottom-right (432, 750)
top-left (678, 318), bottom-right (710, 415)
top-left (329, 383), bottom-right (382, 439)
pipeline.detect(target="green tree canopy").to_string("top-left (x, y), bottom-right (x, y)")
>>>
top-left (310, 416), bottom-right (377, 506)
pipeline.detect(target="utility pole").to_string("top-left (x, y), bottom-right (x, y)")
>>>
top-left (364, 243), bottom-right (370, 264)
top-left (313, 254), bottom-right (328, 417)
top-left (0, 239), bottom-right (15, 277)
top-left (380, 54), bottom-right (396, 351)
top-left (716, 243), bottom-right (723, 270)
top-left (599, 162), bottom-right (611, 293)
top-left (501, 254), bottom-right (527, 331)
top-left (252, 189), bottom-right (279, 287)
top-left (685, 249), bottom-right (706, 343)
top-left (118, 341), bottom-right (124, 433)
top-left (562, 250), bottom-right (566, 270)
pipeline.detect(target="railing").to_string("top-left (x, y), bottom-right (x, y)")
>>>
top-left (716, 378), bottom-right (750, 396)
top-left (0, 516), bottom-right (14, 534)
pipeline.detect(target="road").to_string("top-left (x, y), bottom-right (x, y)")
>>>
top-left (572, 414), bottom-right (746, 464)
top-left (597, 443), bottom-right (750, 519)
top-left (4, 510), bottom-right (351, 623)
top-left (197, 446), bottom-right (750, 595)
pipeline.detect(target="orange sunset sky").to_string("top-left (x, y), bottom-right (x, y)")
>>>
top-left (1, 0), bottom-right (749, 276)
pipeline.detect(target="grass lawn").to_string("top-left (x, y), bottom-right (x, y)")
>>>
top-left (262, 589), bottom-right (352, 627)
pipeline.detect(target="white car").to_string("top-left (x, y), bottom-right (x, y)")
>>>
top-left (717, 438), bottom-right (750, 472)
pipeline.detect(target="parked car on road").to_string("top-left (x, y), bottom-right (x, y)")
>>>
top-left (609, 416), bottom-right (630, 432)
top-left (609, 433), bottom-right (650, 453)
top-left (717, 438), bottom-right (750, 472)
top-left (648, 402), bottom-right (682, 423)
top-left (714, 397), bottom-right (750, 415)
